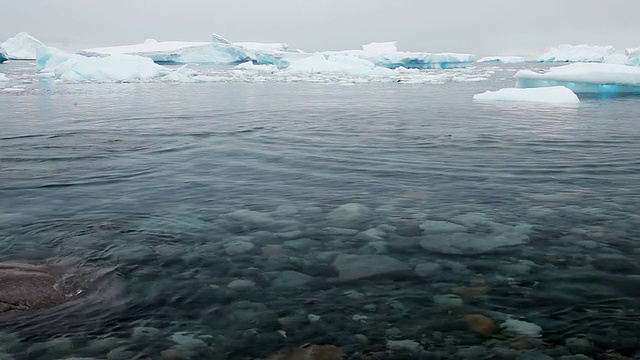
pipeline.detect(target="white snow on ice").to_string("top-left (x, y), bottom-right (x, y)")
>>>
top-left (37, 47), bottom-right (168, 81)
top-left (1, 32), bottom-right (45, 60)
top-left (515, 63), bottom-right (640, 94)
top-left (627, 47), bottom-right (640, 66)
top-left (537, 44), bottom-right (622, 63)
top-left (474, 86), bottom-right (579, 104)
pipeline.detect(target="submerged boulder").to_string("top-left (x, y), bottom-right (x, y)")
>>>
top-left (0, 258), bottom-right (126, 337)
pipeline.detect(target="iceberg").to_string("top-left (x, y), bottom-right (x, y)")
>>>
top-left (334, 41), bottom-right (475, 69)
top-left (80, 35), bottom-right (304, 67)
top-left (37, 47), bottom-right (168, 81)
top-left (627, 47), bottom-right (640, 66)
top-left (515, 63), bottom-right (640, 94)
top-left (477, 56), bottom-right (525, 63)
top-left (1, 32), bottom-right (45, 60)
top-left (473, 86), bottom-right (579, 104)
top-left (80, 40), bottom-right (251, 64)
top-left (0, 48), bottom-right (7, 63)
top-left (537, 44), bottom-right (615, 63)
top-left (234, 61), bottom-right (277, 72)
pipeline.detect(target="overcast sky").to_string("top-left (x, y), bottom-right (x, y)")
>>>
top-left (2, 0), bottom-right (639, 57)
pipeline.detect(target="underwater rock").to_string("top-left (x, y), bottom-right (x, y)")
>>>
top-left (331, 254), bottom-right (410, 282)
top-left (261, 344), bottom-right (343, 360)
top-left (464, 314), bottom-right (497, 337)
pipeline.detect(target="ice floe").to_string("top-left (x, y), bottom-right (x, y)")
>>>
top-left (515, 63), bottom-right (640, 94)
top-left (37, 47), bottom-right (168, 81)
top-left (477, 56), bottom-right (525, 63)
top-left (473, 86), bottom-right (580, 104)
top-left (0, 73), bottom-right (9, 82)
top-left (1, 32), bottom-right (45, 60)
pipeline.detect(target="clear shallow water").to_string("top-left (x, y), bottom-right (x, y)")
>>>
top-left (1, 61), bottom-right (640, 359)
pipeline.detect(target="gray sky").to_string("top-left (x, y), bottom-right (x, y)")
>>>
top-left (2, 0), bottom-right (639, 57)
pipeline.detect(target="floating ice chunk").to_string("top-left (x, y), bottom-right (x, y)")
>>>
top-left (0, 48), bottom-right (7, 63)
top-left (477, 56), bottom-right (525, 63)
top-left (162, 66), bottom-right (198, 82)
top-left (627, 47), bottom-right (640, 66)
top-left (0, 32), bottom-right (45, 60)
top-left (0, 73), bottom-right (8, 82)
top-left (603, 53), bottom-right (629, 65)
top-left (537, 44), bottom-right (615, 63)
top-left (235, 61), bottom-right (278, 71)
top-left (361, 41), bottom-right (398, 56)
top-left (351, 43), bottom-right (475, 69)
top-left (473, 86), bottom-right (580, 104)
top-left (37, 47), bottom-right (167, 81)
top-left (515, 63), bottom-right (640, 94)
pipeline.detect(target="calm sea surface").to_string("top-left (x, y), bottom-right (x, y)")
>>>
top-left (1, 61), bottom-right (640, 359)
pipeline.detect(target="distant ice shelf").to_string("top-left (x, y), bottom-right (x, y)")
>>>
top-left (474, 86), bottom-right (579, 104)
top-left (536, 44), bottom-right (627, 64)
top-left (330, 42), bottom-right (476, 69)
top-left (515, 63), bottom-right (640, 94)
top-left (80, 38), bottom-right (475, 70)
top-left (477, 56), bottom-right (525, 64)
top-left (1, 32), bottom-right (45, 60)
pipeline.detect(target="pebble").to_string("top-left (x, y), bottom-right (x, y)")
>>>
top-left (386, 339), bottom-right (423, 352)
top-left (419, 220), bottom-right (466, 233)
top-left (414, 263), bottom-right (442, 278)
top-left (170, 332), bottom-right (207, 349)
top-left (160, 348), bottom-right (197, 360)
top-left (456, 345), bottom-right (486, 360)
top-left (464, 314), bottom-right (496, 336)
top-left (432, 294), bottom-right (463, 307)
top-left (132, 326), bottom-right (160, 339)
top-left (224, 240), bottom-right (254, 255)
top-left (272, 270), bottom-right (315, 288)
top-left (501, 319), bottom-right (543, 337)
top-left (515, 350), bottom-right (554, 360)
top-left (565, 336), bottom-right (594, 354)
top-left (227, 279), bottom-right (256, 290)
top-left (331, 254), bottom-right (411, 282)
top-left (559, 355), bottom-right (594, 360)
top-left (283, 238), bottom-right (320, 250)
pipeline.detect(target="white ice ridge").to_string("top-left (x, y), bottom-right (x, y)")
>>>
top-left (515, 63), bottom-right (640, 94)
top-left (477, 56), bottom-right (525, 63)
top-left (473, 86), bottom-right (579, 104)
top-left (80, 37), bottom-right (475, 69)
top-left (80, 35), bottom-right (301, 66)
top-left (328, 41), bottom-right (476, 69)
top-left (537, 44), bottom-right (624, 63)
top-left (1, 32), bottom-right (45, 60)
top-left (37, 47), bottom-right (169, 81)
top-left (627, 47), bottom-right (640, 66)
